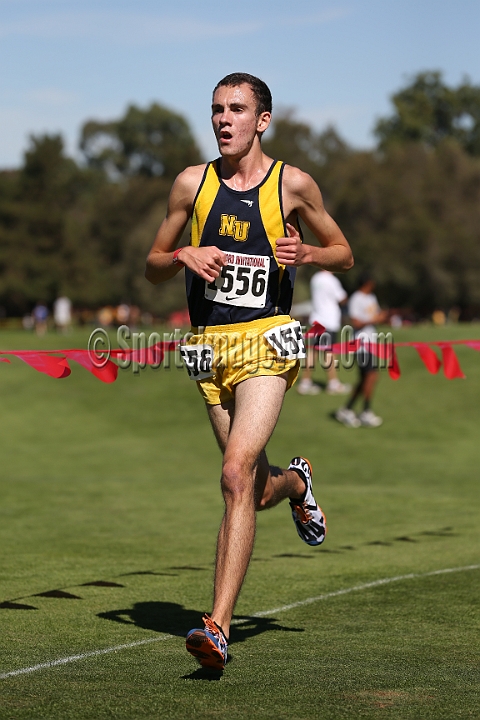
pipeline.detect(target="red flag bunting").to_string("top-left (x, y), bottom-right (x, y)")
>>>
top-left (14, 352), bottom-right (71, 379)
top-left (304, 322), bottom-right (326, 337)
top-left (0, 337), bottom-right (478, 382)
top-left (413, 344), bottom-right (441, 374)
top-left (63, 350), bottom-right (118, 383)
top-left (387, 347), bottom-right (401, 380)
top-left (439, 344), bottom-right (466, 380)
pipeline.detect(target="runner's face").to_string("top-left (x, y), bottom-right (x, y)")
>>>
top-left (211, 84), bottom-right (270, 157)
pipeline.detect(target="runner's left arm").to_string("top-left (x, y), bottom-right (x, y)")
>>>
top-left (276, 166), bottom-right (353, 272)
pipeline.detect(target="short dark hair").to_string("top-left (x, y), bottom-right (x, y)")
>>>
top-left (213, 73), bottom-right (272, 116)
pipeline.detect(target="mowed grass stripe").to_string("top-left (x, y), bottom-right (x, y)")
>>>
top-left (2, 563), bottom-right (478, 681)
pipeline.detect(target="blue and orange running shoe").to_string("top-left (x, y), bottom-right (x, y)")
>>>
top-left (288, 457), bottom-right (327, 546)
top-left (186, 614), bottom-right (228, 670)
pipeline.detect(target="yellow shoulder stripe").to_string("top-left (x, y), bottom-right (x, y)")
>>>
top-left (191, 163), bottom-right (220, 248)
top-left (259, 160), bottom-right (286, 292)
top-left (258, 161), bottom-right (285, 261)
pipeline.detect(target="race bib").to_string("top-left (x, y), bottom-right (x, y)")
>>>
top-left (264, 321), bottom-right (306, 360)
top-left (205, 252), bottom-right (270, 308)
top-left (180, 344), bottom-right (214, 381)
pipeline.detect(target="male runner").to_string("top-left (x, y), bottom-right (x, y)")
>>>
top-left (145, 73), bottom-right (353, 671)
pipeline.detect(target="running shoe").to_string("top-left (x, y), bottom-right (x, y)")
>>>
top-left (326, 380), bottom-right (352, 395)
top-left (186, 613), bottom-right (228, 670)
top-left (334, 407), bottom-right (361, 428)
top-left (358, 410), bottom-right (383, 427)
top-left (297, 379), bottom-right (321, 395)
top-left (288, 457), bottom-right (327, 546)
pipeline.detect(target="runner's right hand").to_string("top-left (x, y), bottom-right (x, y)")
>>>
top-left (176, 246), bottom-right (227, 282)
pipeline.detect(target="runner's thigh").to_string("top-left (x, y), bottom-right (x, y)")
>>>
top-left (225, 374), bottom-right (288, 463)
top-left (207, 400), bottom-right (235, 454)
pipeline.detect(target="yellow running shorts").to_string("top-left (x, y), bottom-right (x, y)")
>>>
top-left (183, 315), bottom-right (302, 405)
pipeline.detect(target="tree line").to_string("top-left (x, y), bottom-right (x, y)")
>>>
top-left (1, 71), bottom-right (480, 320)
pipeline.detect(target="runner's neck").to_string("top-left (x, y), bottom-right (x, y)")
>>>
top-left (219, 152), bottom-right (274, 192)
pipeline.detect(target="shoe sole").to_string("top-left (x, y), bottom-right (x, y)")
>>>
top-left (291, 457), bottom-right (328, 543)
top-left (290, 456), bottom-right (314, 491)
top-left (301, 456), bottom-right (313, 483)
top-left (186, 631), bottom-right (226, 670)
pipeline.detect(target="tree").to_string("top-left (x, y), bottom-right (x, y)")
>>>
top-left (0, 102), bottom-right (203, 316)
top-left (0, 134), bottom-right (110, 313)
top-left (263, 112), bottom-right (350, 181)
top-left (263, 107), bottom-right (480, 314)
top-left (20, 134), bottom-right (81, 203)
top-left (80, 103), bottom-right (203, 180)
top-left (324, 141), bottom-right (480, 312)
top-left (375, 71), bottom-right (480, 156)
top-left (3, 84), bottom-right (480, 319)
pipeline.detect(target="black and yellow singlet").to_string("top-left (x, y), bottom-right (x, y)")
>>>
top-left (186, 159), bottom-right (299, 328)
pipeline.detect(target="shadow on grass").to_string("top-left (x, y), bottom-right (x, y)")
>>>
top-left (180, 651), bottom-right (236, 680)
top-left (98, 600), bottom-right (304, 645)
top-left (98, 601), bottom-right (303, 680)
top-left (181, 667), bottom-right (224, 681)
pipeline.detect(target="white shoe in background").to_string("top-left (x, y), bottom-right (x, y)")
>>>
top-left (358, 410), bottom-right (383, 427)
top-left (297, 379), bottom-right (321, 395)
top-left (326, 380), bottom-right (352, 395)
top-left (334, 408), bottom-right (361, 428)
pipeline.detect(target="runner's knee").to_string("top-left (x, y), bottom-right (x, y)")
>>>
top-left (221, 459), bottom-right (254, 502)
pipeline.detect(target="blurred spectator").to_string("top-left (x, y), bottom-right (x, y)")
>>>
top-left (448, 307), bottom-right (460, 323)
top-left (78, 309), bottom-right (95, 326)
top-left (98, 306), bottom-right (115, 327)
top-left (22, 314), bottom-right (35, 331)
top-left (390, 313), bottom-right (402, 328)
top-left (53, 296), bottom-right (72, 333)
top-left (335, 274), bottom-right (388, 428)
top-left (297, 270), bottom-right (351, 396)
top-left (33, 303), bottom-right (49, 336)
top-left (116, 303), bottom-right (130, 325)
top-left (432, 310), bottom-right (446, 325)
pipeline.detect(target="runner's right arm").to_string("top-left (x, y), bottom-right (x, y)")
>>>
top-left (145, 166), bottom-right (227, 284)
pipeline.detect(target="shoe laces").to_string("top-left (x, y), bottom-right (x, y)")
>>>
top-left (292, 501), bottom-right (313, 524)
top-left (203, 614), bottom-right (227, 645)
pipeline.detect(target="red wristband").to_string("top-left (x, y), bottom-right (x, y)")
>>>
top-left (172, 248), bottom-right (185, 267)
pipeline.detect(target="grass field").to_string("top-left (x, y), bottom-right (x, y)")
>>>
top-left (0, 324), bottom-right (479, 719)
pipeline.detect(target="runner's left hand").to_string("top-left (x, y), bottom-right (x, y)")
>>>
top-left (275, 224), bottom-right (306, 266)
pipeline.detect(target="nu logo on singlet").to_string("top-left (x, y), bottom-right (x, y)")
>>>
top-left (219, 214), bottom-right (250, 242)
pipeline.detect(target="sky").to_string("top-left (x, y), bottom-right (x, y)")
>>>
top-left (1, 0), bottom-right (479, 168)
